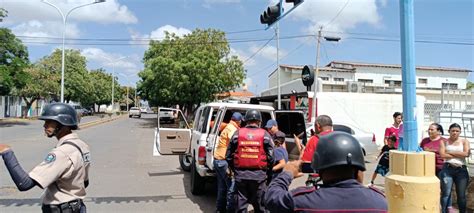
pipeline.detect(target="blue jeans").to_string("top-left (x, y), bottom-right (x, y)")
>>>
top-left (214, 160), bottom-right (233, 212)
top-left (439, 164), bottom-right (469, 213)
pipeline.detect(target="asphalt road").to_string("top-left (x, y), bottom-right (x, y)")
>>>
top-left (0, 113), bottom-right (382, 212)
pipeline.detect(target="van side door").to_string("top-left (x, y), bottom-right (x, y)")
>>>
top-left (153, 108), bottom-right (191, 155)
top-left (275, 110), bottom-right (308, 161)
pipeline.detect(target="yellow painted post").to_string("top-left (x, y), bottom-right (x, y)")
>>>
top-left (385, 151), bottom-right (440, 212)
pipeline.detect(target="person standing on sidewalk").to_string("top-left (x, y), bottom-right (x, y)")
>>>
top-left (0, 103), bottom-right (90, 213)
top-left (226, 109), bottom-right (273, 213)
top-left (439, 123), bottom-right (471, 213)
top-left (384, 112), bottom-right (402, 148)
top-left (214, 112), bottom-right (242, 213)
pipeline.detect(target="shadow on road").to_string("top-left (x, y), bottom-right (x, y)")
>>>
top-left (181, 168), bottom-right (217, 212)
top-left (0, 120), bottom-right (31, 128)
top-left (137, 117), bottom-right (157, 129)
top-left (0, 194), bottom-right (195, 207)
top-left (147, 170), bottom-right (183, 177)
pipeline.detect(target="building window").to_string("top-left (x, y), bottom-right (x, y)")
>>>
top-left (442, 83), bottom-right (458, 90)
top-left (334, 77), bottom-right (344, 82)
top-left (385, 80), bottom-right (402, 87)
top-left (321, 77), bottom-right (329, 81)
top-left (357, 79), bottom-right (373, 83)
top-left (418, 78), bottom-right (428, 84)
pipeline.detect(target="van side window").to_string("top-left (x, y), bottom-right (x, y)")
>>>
top-left (193, 108), bottom-right (202, 131)
top-left (199, 107), bottom-right (211, 133)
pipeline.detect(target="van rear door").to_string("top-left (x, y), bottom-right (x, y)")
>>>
top-left (153, 108), bottom-right (191, 156)
top-left (275, 111), bottom-right (308, 161)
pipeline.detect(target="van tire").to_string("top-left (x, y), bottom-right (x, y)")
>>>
top-left (190, 157), bottom-right (205, 195)
top-left (179, 154), bottom-right (192, 172)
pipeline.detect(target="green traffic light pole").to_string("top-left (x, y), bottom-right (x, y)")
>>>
top-left (260, 0), bottom-right (304, 110)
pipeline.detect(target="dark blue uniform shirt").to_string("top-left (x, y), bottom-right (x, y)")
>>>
top-left (265, 171), bottom-right (388, 213)
top-left (226, 124), bottom-right (274, 181)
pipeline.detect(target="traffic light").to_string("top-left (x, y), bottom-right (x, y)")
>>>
top-left (260, 3), bottom-right (282, 26)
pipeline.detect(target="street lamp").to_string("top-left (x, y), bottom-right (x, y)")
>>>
top-left (103, 56), bottom-right (128, 111)
top-left (311, 27), bottom-right (341, 123)
top-left (42, 0), bottom-right (106, 103)
top-left (118, 73), bottom-right (134, 112)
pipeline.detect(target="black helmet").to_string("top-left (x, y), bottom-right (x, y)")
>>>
top-left (244, 109), bottom-right (262, 122)
top-left (39, 103), bottom-right (78, 130)
top-left (312, 132), bottom-right (366, 172)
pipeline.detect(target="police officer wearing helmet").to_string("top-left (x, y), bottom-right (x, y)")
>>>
top-left (226, 109), bottom-right (274, 213)
top-left (0, 103), bottom-right (91, 213)
top-left (265, 132), bottom-right (388, 213)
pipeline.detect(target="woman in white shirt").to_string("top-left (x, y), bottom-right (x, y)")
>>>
top-left (439, 123), bottom-right (471, 213)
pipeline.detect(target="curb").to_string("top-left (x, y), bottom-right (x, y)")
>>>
top-left (79, 115), bottom-right (125, 129)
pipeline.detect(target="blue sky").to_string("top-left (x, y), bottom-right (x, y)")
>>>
top-left (1, 0), bottom-right (473, 95)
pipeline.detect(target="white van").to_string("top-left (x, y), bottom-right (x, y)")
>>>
top-left (153, 102), bottom-right (307, 195)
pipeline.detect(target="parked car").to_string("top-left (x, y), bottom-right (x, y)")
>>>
top-left (158, 108), bottom-right (175, 123)
top-left (129, 107), bottom-right (141, 118)
top-left (153, 103), bottom-right (307, 195)
top-left (306, 122), bottom-right (378, 156)
top-left (140, 106), bottom-right (151, 114)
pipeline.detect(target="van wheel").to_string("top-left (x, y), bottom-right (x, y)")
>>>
top-left (190, 157), bottom-right (205, 195)
top-left (179, 154), bottom-right (192, 172)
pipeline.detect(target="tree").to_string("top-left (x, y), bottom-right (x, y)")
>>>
top-left (17, 65), bottom-right (59, 117)
top-left (38, 49), bottom-right (91, 103)
top-left (89, 68), bottom-right (113, 107)
top-left (139, 28), bottom-right (245, 113)
top-left (0, 8), bottom-right (7, 22)
top-left (0, 28), bottom-right (30, 95)
top-left (467, 81), bottom-right (474, 90)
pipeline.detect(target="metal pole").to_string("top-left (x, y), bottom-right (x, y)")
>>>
top-left (112, 63), bottom-right (115, 109)
top-left (42, 0), bottom-right (102, 103)
top-left (276, 23), bottom-right (281, 110)
top-left (60, 18), bottom-right (66, 102)
top-left (311, 27), bottom-right (322, 124)
top-left (399, 0), bottom-right (418, 151)
top-left (126, 86), bottom-right (129, 111)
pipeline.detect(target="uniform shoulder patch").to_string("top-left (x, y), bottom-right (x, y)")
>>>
top-left (368, 185), bottom-right (386, 197)
top-left (44, 153), bottom-right (56, 163)
top-left (292, 186), bottom-right (316, 197)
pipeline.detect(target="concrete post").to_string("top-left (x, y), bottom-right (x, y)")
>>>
top-left (385, 151), bottom-right (440, 212)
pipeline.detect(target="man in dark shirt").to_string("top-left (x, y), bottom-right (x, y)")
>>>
top-left (265, 132), bottom-right (388, 213)
top-left (226, 109), bottom-right (273, 213)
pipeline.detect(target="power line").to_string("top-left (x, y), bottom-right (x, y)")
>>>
top-left (324, 0), bottom-right (350, 28)
top-left (247, 37), bottom-right (311, 78)
top-left (243, 34), bottom-right (275, 64)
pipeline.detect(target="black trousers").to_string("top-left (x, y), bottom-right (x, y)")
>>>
top-left (235, 179), bottom-right (266, 213)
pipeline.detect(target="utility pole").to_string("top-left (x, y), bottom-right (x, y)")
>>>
top-left (311, 27), bottom-right (322, 124)
top-left (276, 23), bottom-right (281, 109)
top-left (126, 86), bottom-right (129, 111)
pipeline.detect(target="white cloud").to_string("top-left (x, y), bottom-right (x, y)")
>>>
top-left (249, 44), bottom-right (286, 62)
top-left (81, 48), bottom-right (141, 77)
top-left (286, 0), bottom-right (383, 34)
top-left (12, 20), bottom-right (80, 38)
top-left (149, 25), bottom-right (192, 40)
top-left (128, 25), bottom-right (192, 48)
top-left (230, 47), bottom-right (256, 66)
top-left (2, 0), bottom-right (137, 24)
top-left (202, 0), bottom-right (240, 8)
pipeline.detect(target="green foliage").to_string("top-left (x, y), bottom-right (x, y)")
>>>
top-left (139, 28), bottom-right (245, 111)
top-left (17, 65), bottom-right (60, 117)
top-left (467, 81), bottom-right (474, 90)
top-left (0, 8), bottom-right (7, 21)
top-left (0, 28), bottom-right (30, 95)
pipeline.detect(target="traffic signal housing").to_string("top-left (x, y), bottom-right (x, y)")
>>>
top-left (260, 3), bottom-right (282, 26)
